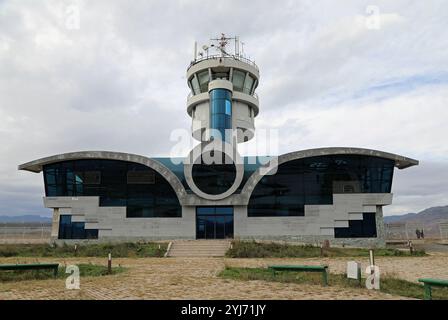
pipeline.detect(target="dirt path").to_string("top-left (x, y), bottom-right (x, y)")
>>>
top-left (1, 254), bottom-right (446, 300)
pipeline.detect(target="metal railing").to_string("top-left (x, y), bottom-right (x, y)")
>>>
top-left (187, 90), bottom-right (259, 101)
top-left (0, 223), bottom-right (52, 244)
top-left (188, 54), bottom-right (259, 71)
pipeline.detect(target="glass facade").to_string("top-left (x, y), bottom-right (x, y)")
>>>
top-left (243, 75), bottom-right (254, 94)
top-left (210, 88), bottom-right (232, 141)
top-left (248, 155), bottom-right (394, 218)
top-left (196, 206), bottom-right (233, 239)
top-left (153, 156), bottom-right (268, 194)
top-left (191, 76), bottom-right (200, 95)
top-left (232, 70), bottom-right (246, 92)
top-left (58, 215), bottom-right (98, 239)
top-left (192, 161), bottom-right (237, 195)
top-left (189, 69), bottom-right (257, 95)
top-left (43, 160), bottom-right (181, 218)
top-left (334, 213), bottom-right (377, 238)
top-left (197, 70), bottom-right (209, 93)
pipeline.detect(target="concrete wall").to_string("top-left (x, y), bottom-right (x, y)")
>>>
top-left (45, 197), bottom-right (196, 242)
top-left (234, 193), bottom-right (390, 247)
top-left (46, 193), bottom-right (389, 247)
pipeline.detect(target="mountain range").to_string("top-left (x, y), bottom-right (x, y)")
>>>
top-left (384, 205), bottom-right (448, 236)
top-left (0, 215), bottom-right (52, 223)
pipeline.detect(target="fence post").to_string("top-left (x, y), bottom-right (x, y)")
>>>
top-left (108, 253), bottom-right (112, 274)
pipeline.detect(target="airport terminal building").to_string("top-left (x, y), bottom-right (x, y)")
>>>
top-left (19, 35), bottom-right (418, 247)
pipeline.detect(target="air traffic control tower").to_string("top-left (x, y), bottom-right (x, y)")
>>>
top-left (18, 34), bottom-right (419, 246)
top-left (186, 34), bottom-right (259, 144)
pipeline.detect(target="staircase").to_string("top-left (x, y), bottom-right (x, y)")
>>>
top-left (167, 240), bottom-right (230, 257)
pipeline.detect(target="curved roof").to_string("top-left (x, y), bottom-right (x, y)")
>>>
top-left (240, 147), bottom-right (419, 201)
top-left (18, 151), bottom-right (188, 201)
top-left (18, 147), bottom-right (418, 204)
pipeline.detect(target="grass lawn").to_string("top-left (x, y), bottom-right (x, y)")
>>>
top-left (219, 267), bottom-right (448, 300)
top-left (226, 240), bottom-right (426, 258)
top-left (0, 242), bottom-right (167, 258)
top-left (0, 263), bottom-right (126, 282)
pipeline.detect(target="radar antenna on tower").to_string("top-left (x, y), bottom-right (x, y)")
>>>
top-left (210, 33), bottom-right (237, 57)
top-left (193, 33), bottom-right (252, 63)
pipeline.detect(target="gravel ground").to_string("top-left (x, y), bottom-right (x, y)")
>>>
top-left (1, 253), bottom-right (446, 300)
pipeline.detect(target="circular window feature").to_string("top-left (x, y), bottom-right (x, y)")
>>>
top-left (192, 162), bottom-right (237, 195)
top-left (184, 141), bottom-right (244, 200)
top-left (191, 151), bottom-right (237, 195)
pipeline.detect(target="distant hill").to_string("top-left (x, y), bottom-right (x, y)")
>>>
top-left (0, 215), bottom-right (52, 223)
top-left (385, 205), bottom-right (448, 236)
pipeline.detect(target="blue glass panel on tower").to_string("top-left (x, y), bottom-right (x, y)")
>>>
top-left (210, 88), bottom-right (232, 142)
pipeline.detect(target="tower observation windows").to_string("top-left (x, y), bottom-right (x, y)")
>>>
top-left (191, 76), bottom-right (200, 95)
top-left (189, 68), bottom-right (257, 96)
top-left (197, 70), bottom-right (210, 93)
top-left (243, 75), bottom-right (255, 94)
top-left (232, 70), bottom-right (245, 92)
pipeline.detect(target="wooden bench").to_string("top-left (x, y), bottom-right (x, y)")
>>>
top-left (268, 265), bottom-right (329, 286)
top-left (0, 263), bottom-right (59, 278)
top-left (418, 278), bottom-right (448, 300)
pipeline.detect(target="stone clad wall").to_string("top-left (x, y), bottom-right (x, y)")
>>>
top-left (47, 193), bottom-right (389, 247)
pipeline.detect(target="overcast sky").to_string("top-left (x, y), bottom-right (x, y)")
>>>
top-left (1, 0), bottom-right (447, 217)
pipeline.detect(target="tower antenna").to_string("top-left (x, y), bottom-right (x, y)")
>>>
top-left (210, 33), bottom-right (236, 57)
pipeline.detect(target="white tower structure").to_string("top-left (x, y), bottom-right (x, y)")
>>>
top-left (186, 34), bottom-right (260, 144)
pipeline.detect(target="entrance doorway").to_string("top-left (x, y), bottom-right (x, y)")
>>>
top-left (196, 206), bottom-right (234, 239)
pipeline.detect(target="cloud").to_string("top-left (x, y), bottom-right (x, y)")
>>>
top-left (0, 0), bottom-right (447, 216)
top-left (385, 161), bottom-right (448, 215)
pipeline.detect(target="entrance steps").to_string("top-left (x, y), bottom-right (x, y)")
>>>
top-left (167, 240), bottom-right (231, 257)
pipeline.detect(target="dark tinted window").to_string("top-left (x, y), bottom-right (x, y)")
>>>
top-left (58, 215), bottom-right (99, 239)
top-left (192, 163), bottom-right (236, 195)
top-left (44, 160), bottom-right (181, 218)
top-left (334, 213), bottom-right (377, 238)
top-left (248, 155), bottom-right (394, 217)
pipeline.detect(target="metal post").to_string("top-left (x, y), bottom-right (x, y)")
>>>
top-left (357, 265), bottom-right (362, 287)
top-left (369, 249), bottom-right (375, 267)
top-left (108, 253), bottom-right (112, 274)
top-left (405, 223), bottom-right (409, 240)
top-left (369, 249), bottom-right (375, 288)
top-left (424, 284), bottom-right (432, 300)
top-left (322, 269), bottom-right (328, 286)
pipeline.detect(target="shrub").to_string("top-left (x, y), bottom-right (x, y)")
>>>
top-left (225, 240), bottom-right (426, 258)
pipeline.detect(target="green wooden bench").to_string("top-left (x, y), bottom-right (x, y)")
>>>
top-left (0, 263), bottom-right (59, 278)
top-left (268, 265), bottom-right (329, 286)
top-left (418, 278), bottom-right (448, 300)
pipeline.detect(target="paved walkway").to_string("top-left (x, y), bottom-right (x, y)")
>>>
top-left (1, 254), bottom-right (447, 300)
